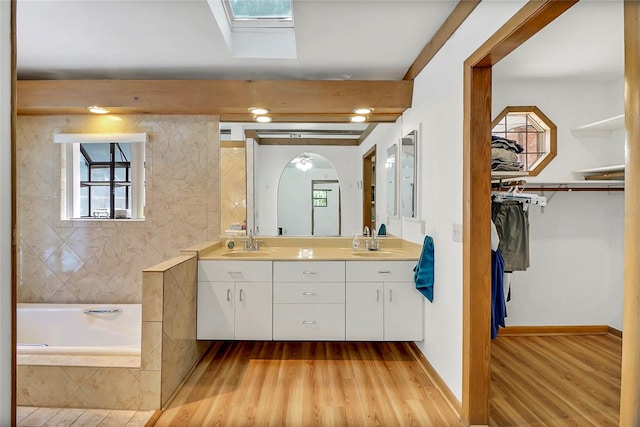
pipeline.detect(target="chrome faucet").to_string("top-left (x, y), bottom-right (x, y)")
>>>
top-left (365, 228), bottom-right (381, 251)
top-left (363, 226), bottom-right (370, 238)
top-left (243, 229), bottom-right (259, 251)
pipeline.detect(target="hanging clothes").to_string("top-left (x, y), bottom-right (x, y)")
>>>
top-left (491, 200), bottom-right (530, 272)
top-left (491, 248), bottom-right (507, 339)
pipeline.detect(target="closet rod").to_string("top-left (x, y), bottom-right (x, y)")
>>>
top-left (524, 186), bottom-right (624, 192)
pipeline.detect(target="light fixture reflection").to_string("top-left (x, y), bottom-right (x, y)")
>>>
top-left (87, 106), bottom-right (110, 114)
top-left (255, 116), bottom-right (273, 123)
top-left (350, 115), bottom-right (367, 123)
top-left (249, 107), bottom-right (270, 115)
top-left (291, 154), bottom-right (313, 172)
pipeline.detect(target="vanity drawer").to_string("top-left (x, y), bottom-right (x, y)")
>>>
top-left (273, 282), bottom-right (345, 304)
top-left (273, 261), bottom-right (345, 283)
top-left (346, 261), bottom-right (416, 282)
top-left (273, 303), bottom-right (345, 340)
top-left (198, 260), bottom-right (272, 282)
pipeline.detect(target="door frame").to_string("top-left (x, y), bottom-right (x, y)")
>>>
top-left (310, 179), bottom-right (341, 236)
top-left (462, 1), bottom-right (578, 424)
top-left (362, 146), bottom-right (376, 233)
top-left (463, 1), bottom-right (640, 424)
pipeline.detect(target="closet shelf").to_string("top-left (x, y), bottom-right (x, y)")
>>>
top-left (523, 180), bottom-right (624, 191)
top-left (491, 171), bottom-right (529, 180)
top-left (571, 114), bottom-right (624, 137)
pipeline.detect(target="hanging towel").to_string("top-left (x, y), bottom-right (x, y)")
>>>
top-left (378, 223), bottom-right (387, 236)
top-left (413, 235), bottom-right (435, 302)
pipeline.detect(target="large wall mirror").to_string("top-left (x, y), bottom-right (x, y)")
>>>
top-left (401, 129), bottom-right (417, 218)
top-left (386, 143), bottom-right (397, 217)
top-left (277, 152), bottom-right (341, 236)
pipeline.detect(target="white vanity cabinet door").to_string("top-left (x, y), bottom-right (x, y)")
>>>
top-left (345, 261), bottom-right (423, 341)
top-left (345, 282), bottom-right (383, 340)
top-left (197, 281), bottom-right (234, 340)
top-left (235, 282), bottom-right (272, 340)
top-left (383, 281), bottom-right (424, 341)
top-left (197, 260), bottom-right (273, 340)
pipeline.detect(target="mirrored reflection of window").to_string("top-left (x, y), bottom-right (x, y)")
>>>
top-left (312, 190), bottom-right (328, 207)
top-left (491, 106), bottom-right (557, 176)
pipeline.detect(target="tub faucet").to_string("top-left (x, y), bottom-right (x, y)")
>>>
top-left (244, 229), bottom-right (259, 251)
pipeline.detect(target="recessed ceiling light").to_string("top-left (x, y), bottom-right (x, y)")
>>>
top-left (249, 107), bottom-right (270, 115)
top-left (255, 116), bottom-right (273, 123)
top-left (350, 115), bottom-right (367, 123)
top-left (87, 106), bottom-right (110, 114)
top-left (353, 107), bottom-right (373, 115)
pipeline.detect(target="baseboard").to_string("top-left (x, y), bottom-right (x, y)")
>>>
top-left (406, 342), bottom-right (462, 421)
top-left (498, 325), bottom-right (610, 336)
top-left (608, 326), bottom-right (623, 338)
top-left (144, 410), bottom-right (163, 427)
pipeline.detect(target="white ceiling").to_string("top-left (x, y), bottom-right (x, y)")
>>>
top-left (15, 0), bottom-right (625, 137)
top-left (493, 0), bottom-right (623, 83)
top-left (16, 0), bottom-right (458, 81)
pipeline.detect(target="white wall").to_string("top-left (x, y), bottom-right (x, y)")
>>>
top-left (255, 145), bottom-right (361, 236)
top-left (492, 79), bottom-right (625, 329)
top-left (277, 165), bottom-right (339, 235)
top-left (0, 1), bottom-right (12, 424)
top-left (359, 0), bottom-right (528, 401)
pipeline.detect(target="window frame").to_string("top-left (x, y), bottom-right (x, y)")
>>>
top-left (491, 106), bottom-right (557, 177)
top-left (222, 0), bottom-right (294, 29)
top-left (58, 135), bottom-right (146, 221)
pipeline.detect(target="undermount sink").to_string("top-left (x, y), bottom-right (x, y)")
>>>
top-left (353, 251), bottom-right (400, 258)
top-left (222, 251), bottom-right (271, 258)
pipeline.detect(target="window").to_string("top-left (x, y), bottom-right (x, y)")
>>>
top-left (56, 133), bottom-right (146, 220)
top-left (491, 106), bottom-right (557, 176)
top-left (223, 0), bottom-right (293, 28)
top-left (312, 189), bottom-right (328, 207)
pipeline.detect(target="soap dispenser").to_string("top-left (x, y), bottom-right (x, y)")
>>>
top-left (352, 234), bottom-right (361, 250)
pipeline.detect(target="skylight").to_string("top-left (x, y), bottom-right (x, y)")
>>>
top-left (224, 0), bottom-right (293, 28)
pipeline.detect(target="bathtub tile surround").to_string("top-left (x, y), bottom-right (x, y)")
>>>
top-left (17, 365), bottom-right (141, 409)
top-left (16, 406), bottom-right (155, 427)
top-left (142, 254), bottom-right (209, 409)
top-left (16, 115), bottom-right (221, 304)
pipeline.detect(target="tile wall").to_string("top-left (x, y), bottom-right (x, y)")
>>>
top-left (16, 115), bottom-right (220, 304)
top-left (220, 143), bottom-right (247, 232)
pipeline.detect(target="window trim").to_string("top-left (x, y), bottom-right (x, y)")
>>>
top-left (491, 105), bottom-right (557, 177)
top-left (56, 133), bottom-right (146, 220)
top-left (221, 0), bottom-right (294, 29)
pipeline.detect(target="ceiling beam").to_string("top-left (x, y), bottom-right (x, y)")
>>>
top-left (256, 137), bottom-right (360, 146)
top-left (404, 0), bottom-right (481, 80)
top-left (16, 79), bottom-right (413, 122)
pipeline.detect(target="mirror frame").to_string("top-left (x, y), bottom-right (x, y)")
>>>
top-left (386, 143), bottom-right (398, 218)
top-left (400, 129), bottom-right (418, 219)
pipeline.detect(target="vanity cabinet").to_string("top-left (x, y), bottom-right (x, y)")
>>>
top-left (273, 261), bottom-right (346, 340)
top-left (197, 260), bottom-right (272, 340)
top-left (345, 261), bottom-right (423, 341)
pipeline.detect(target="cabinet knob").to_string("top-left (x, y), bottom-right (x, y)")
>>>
top-left (302, 320), bottom-right (317, 325)
top-left (302, 271), bottom-right (317, 275)
top-left (378, 270), bottom-right (391, 274)
top-left (302, 291), bottom-right (317, 296)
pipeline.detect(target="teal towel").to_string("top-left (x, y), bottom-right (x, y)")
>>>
top-left (378, 223), bottom-right (387, 236)
top-left (414, 236), bottom-right (434, 302)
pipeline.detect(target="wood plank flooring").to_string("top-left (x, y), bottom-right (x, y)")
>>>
top-left (153, 341), bottom-right (463, 427)
top-left (490, 334), bottom-right (622, 426)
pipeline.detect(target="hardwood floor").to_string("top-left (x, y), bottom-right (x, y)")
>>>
top-left (153, 341), bottom-right (463, 427)
top-left (152, 335), bottom-right (622, 427)
top-left (490, 334), bottom-right (622, 426)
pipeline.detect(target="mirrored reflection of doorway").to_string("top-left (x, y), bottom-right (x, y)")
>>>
top-left (277, 152), bottom-right (340, 236)
top-left (362, 146), bottom-right (376, 233)
top-left (311, 180), bottom-right (340, 236)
